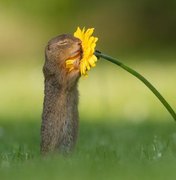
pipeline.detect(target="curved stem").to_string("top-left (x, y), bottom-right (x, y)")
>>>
top-left (94, 51), bottom-right (176, 121)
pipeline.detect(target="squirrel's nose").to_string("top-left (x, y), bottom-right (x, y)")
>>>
top-left (76, 39), bottom-right (82, 46)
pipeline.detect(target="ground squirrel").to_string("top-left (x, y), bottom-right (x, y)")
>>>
top-left (41, 34), bottom-right (82, 154)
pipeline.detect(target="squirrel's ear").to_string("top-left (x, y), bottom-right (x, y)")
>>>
top-left (47, 44), bottom-right (51, 51)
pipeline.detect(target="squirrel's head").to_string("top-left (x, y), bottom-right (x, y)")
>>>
top-left (46, 34), bottom-right (82, 67)
top-left (45, 34), bottom-right (82, 86)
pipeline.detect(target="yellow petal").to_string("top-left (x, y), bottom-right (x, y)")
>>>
top-left (66, 59), bottom-right (75, 65)
top-left (74, 27), bottom-right (82, 39)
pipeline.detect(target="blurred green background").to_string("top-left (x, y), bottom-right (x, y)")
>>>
top-left (0, 0), bottom-right (176, 179)
top-left (0, 0), bottom-right (176, 121)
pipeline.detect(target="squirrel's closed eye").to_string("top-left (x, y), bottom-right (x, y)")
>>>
top-left (57, 40), bottom-right (69, 46)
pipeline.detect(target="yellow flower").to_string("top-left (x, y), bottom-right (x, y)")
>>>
top-left (66, 27), bottom-right (98, 76)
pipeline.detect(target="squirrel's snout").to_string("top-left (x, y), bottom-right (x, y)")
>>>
top-left (77, 40), bottom-right (81, 46)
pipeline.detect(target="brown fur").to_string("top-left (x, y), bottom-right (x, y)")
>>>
top-left (41, 34), bottom-right (82, 154)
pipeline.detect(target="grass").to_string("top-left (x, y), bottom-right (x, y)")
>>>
top-left (0, 57), bottom-right (176, 179)
top-left (1, 116), bottom-right (176, 180)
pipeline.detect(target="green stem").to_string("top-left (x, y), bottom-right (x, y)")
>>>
top-left (94, 51), bottom-right (176, 121)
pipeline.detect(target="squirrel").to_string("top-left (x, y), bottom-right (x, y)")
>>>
top-left (41, 34), bottom-right (82, 154)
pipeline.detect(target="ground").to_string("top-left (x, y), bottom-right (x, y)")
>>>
top-left (1, 116), bottom-right (176, 180)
